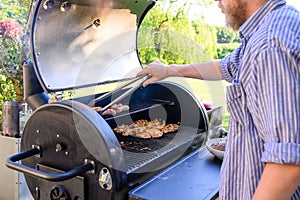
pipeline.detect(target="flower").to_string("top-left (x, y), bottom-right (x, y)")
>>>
top-left (0, 20), bottom-right (23, 39)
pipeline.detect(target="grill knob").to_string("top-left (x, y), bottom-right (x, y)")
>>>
top-left (50, 185), bottom-right (70, 200)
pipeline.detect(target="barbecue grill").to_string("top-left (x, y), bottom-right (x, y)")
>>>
top-left (5, 0), bottom-right (223, 199)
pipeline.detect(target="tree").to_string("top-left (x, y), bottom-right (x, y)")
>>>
top-left (215, 26), bottom-right (241, 43)
top-left (216, 43), bottom-right (240, 59)
top-left (138, 0), bottom-right (218, 65)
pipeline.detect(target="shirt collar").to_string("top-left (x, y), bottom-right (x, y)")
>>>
top-left (239, 0), bottom-right (286, 40)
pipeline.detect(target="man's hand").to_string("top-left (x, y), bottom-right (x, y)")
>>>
top-left (137, 60), bottom-right (170, 87)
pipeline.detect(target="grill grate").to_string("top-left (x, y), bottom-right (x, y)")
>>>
top-left (118, 126), bottom-right (204, 172)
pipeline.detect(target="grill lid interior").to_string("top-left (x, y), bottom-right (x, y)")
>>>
top-left (30, 0), bottom-right (155, 92)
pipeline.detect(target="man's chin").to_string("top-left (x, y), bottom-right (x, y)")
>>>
top-left (225, 20), bottom-right (240, 31)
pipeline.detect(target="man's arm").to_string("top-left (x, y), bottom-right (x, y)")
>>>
top-left (253, 163), bottom-right (300, 200)
top-left (137, 60), bottom-right (222, 87)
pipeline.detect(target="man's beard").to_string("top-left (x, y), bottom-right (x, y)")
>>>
top-left (221, 0), bottom-right (248, 31)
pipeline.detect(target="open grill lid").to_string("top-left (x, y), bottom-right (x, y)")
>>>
top-left (30, 0), bottom-right (155, 92)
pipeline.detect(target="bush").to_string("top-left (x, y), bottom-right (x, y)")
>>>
top-left (0, 0), bottom-right (31, 130)
top-left (215, 26), bottom-right (241, 44)
top-left (0, 74), bottom-right (16, 129)
top-left (216, 43), bottom-right (240, 59)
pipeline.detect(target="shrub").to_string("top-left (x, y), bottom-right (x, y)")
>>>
top-left (216, 43), bottom-right (240, 59)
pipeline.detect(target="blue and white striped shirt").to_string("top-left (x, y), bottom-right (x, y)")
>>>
top-left (219, 0), bottom-right (300, 199)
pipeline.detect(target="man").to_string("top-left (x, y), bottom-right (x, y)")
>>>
top-left (137, 0), bottom-right (300, 199)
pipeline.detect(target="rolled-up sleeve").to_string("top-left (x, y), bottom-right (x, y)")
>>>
top-left (263, 142), bottom-right (300, 164)
top-left (254, 47), bottom-right (300, 165)
top-left (220, 45), bottom-right (242, 83)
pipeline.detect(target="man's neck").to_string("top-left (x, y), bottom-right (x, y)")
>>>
top-left (245, 0), bottom-right (268, 19)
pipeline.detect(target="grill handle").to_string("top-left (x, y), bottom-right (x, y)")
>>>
top-left (6, 148), bottom-right (94, 182)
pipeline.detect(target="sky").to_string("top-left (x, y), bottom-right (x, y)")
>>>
top-left (200, 0), bottom-right (300, 26)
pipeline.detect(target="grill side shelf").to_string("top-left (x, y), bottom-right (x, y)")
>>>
top-left (128, 147), bottom-right (222, 200)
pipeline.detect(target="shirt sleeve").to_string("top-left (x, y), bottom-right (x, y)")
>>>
top-left (253, 47), bottom-right (300, 165)
top-left (220, 45), bottom-right (243, 83)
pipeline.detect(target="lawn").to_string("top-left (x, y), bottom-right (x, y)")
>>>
top-left (168, 77), bottom-right (230, 130)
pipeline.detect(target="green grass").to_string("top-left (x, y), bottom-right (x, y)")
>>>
top-left (168, 77), bottom-right (230, 130)
top-left (222, 112), bottom-right (230, 131)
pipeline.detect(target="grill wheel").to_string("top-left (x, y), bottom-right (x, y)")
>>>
top-left (50, 185), bottom-right (70, 200)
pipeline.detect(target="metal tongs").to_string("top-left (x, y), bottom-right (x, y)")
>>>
top-left (88, 74), bottom-right (151, 113)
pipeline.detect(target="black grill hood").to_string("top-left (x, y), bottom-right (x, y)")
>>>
top-left (29, 0), bottom-right (155, 92)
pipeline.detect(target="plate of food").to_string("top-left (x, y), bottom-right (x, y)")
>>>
top-left (206, 138), bottom-right (226, 160)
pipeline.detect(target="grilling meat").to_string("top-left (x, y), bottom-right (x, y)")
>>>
top-left (162, 124), bottom-right (180, 134)
top-left (111, 103), bottom-right (129, 113)
top-left (114, 119), bottom-right (179, 139)
top-left (93, 103), bottom-right (129, 116)
top-left (148, 119), bottom-right (166, 129)
top-left (144, 128), bottom-right (164, 138)
top-left (102, 108), bottom-right (117, 116)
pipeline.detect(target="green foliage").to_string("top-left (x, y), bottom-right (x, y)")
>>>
top-left (138, 2), bottom-right (218, 65)
top-left (0, 0), bottom-right (31, 25)
top-left (0, 74), bottom-right (15, 128)
top-left (193, 22), bottom-right (218, 59)
top-left (216, 26), bottom-right (241, 43)
top-left (0, 75), bottom-right (15, 101)
top-left (0, 28), bottom-right (23, 81)
top-left (214, 26), bottom-right (240, 59)
top-left (216, 43), bottom-right (240, 59)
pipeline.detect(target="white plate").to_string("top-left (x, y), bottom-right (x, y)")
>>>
top-left (206, 138), bottom-right (226, 160)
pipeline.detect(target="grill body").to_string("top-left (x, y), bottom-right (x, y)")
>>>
top-left (17, 81), bottom-right (210, 200)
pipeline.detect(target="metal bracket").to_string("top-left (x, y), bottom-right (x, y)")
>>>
top-left (98, 167), bottom-right (112, 190)
top-left (32, 144), bottom-right (41, 158)
top-left (84, 159), bottom-right (95, 174)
